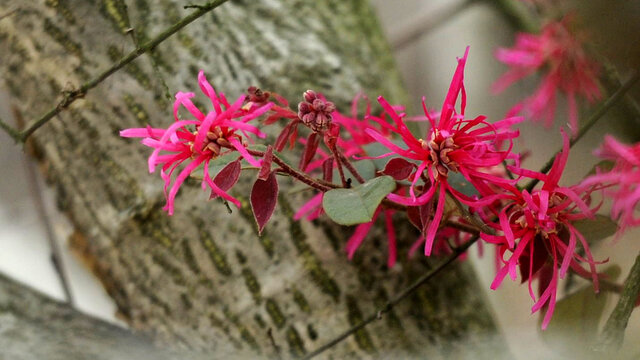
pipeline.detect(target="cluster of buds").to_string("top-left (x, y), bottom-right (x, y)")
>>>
top-left (298, 90), bottom-right (336, 132)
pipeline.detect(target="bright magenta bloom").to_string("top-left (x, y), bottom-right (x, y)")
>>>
top-left (367, 47), bottom-right (521, 255)
top-left (120, 71), bottom-right (273, 214)
top-left (493, 18), bottom-right (601, 133)
top-left (582, 136), bottom-right (640, 235)
top-left (481, 130), bottom-right (603, 329)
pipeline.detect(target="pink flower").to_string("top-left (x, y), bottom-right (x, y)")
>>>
top-left (493, 17), bottom-right (601, 133)
top-left (482, 130), bottom-right (603, 329)
top-left (120, 71), bottom-right (273, 214)
top-left (582, 136), bottom-right (640, 235)
top-left (367, 47), bottom-right (522, 255)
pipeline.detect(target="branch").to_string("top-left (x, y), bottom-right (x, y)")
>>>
top-left (525, 71), bottom-right (640, 192)
top-left (594, 253), bottom-right (640, 353)
top-left (302, 235), bottom-right (479, 360)
top-left (13, 0), bottom-right (230, 142)
top-left (490, 0), bottom-right (640, 127)
top-left (0, 272), bottom-right (211, 359)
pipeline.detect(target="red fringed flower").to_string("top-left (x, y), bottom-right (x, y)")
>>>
top-left (120, 71), bottom-right (273, 214)
top-left (481, 130), bottom-right (604, 329)
top-left (582, 136), bottom-right (640, 235)
top-left (367, 47), bottom-right (522, 255)
top-left (493, 17), bottom-right (601, 133)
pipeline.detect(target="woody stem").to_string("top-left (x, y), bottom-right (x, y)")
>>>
top-left (247, 149), bottom-right (331, 192)
top-left (328, 142), bottom-right (349, 187)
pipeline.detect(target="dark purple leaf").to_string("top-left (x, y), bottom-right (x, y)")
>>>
top-left (274, 123), bottom-right (292, 151)
top-left (407, 194), bottom-right (434, 236)
top-left (209, 159), bottom-right (242, 199)
top-left (322, 157), bottom-right (334, 182)
top-left (519, 234), bottom-right (549, 283)
top-left (263, 113), bottom-right (281, 125)
top-left (288, 124), bottom-right (298, 149)
top-left (258, 145), bottom-right (274, 180)
top-left (299, 133), bottom-right (320, 171)
top-left (381, 158), bottom-right (415, 181)
top-left (251, 171), bottom-right (279, 235)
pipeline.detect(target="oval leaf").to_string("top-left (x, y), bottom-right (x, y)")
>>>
top-left (251, 171), bottom-right (279, 235)
top-left (352, 159), bottom-right (376, 181)
top-left (258, 145), bottom-right (274, 180)
top-left (447, 172), bottom-right (478, 197)
top-left (322, 176), bottom-right (396, 225)
top-left (210, 160), bottom-right (242, 199)
top-left (381, 158), bottom-right (415, 181)
top-left (572, 214), bottom-right (618, 245)
top-left (299, 132), bottom-right (320, 171)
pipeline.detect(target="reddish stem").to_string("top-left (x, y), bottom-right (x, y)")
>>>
top-left (338, 151), bottom-right (366, 184)
top-left (247, 149), bottom-right (330, 192)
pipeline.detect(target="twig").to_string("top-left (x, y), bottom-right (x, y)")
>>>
top-left (445, 219), bottom-right (481, 235)
top-left (491, 0), bottom-right (640, 127)
top-left (488, 0), bottom-right (539, 33)
top-left (594, 253), bottom-right (640, 353)
top-left (120, 6), bottom-right (172, 109)
top-left (0, 7), bottom-right (19, 21)
top-left (13, 0), bottom-right (230, 142)
top-left (0, 116), bottom-right (21, 142)
top-left (302, 235), bottom-right (479, 360)
top-left (14, 107), bottom-right (74, 305)
top-left (247, 149), bottom-right (331, 192)
top-left (448, 193), bottom-right (495, 235)
top-left (338, 151), bottom-right (366, 184)
top-left (329, 143), bottom-right (349, 188)
top-left (524, 71), bottom-right (640, 192)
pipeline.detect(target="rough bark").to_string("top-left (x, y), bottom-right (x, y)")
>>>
top-left (0, 272), bottom-right (224, 360)
top-left (0, 0), bottom-right (507, 358)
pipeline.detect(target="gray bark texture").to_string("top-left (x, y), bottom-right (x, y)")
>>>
top-left (0, 0), bottom-right (508, 358)
top-left (0, 272), bottom-right (217, 360)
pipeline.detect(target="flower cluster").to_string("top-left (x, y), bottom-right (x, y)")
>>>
top-left (481, 130), bottom-right (602, 329)
top-left (120, 41), bottom-right (629, 331)
top-left (120, 71), bottom-right (273, 214)
top-left (367, 47), bottom-right (522, 255)
top-left (582, 136), bottom-right (640, 235)
top-left (493, 17), bottom-right (601, 133)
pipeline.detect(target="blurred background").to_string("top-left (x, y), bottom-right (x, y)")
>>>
top-left (1, 0), bottom-right (639, 358)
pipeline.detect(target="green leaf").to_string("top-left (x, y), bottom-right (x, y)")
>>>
top-left (352, 159), bottom-right (376, 181)
top-left (542, 266), bottom-right (621, 358)
top-left (322, 176), bottom-right (396, 225)
top-left (447, 172), bottom-right (479, 197)
top-left (362, 140), bottom-right (411, 169)
top-left (572, 215), bottom-right (618, 246)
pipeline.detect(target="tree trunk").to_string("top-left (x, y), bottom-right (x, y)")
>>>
top-left (0, 0), bottom-right (508, 358)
